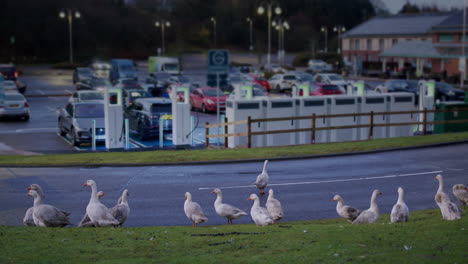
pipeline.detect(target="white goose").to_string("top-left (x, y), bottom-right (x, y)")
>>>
top-left (332, 194), bottom-right (361, 222)
top-left (452, 184), bottom-right (468, 207)
top-left (435, 175), bottom-right (460, 220)
top-left (211, 188), bottom-right (247, 224)
top-left (255, 160), bottom-right (269, 195)
top-left (111, 189), bottom-right (130, 227)
top-left (83, 180), bottom-right (119, 227)
top-left (352, 190), bottom-right (382, 224)
top-left (390, 187), bottom-right (409, 223)
top-left (23, 184), bottom-right (45, 227)
top-left (78, 191), bottom-right (105, 227)
top-left (26, 186), bottom-right (71, 227)
top-left (184, 192), bottom-right (208, 227)
top-left (248, 194), bottom-right (274, 226)
top-left (266, 189), bottom-right (283, 222)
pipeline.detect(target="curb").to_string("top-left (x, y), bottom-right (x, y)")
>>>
top-left (1, 140), bottom-right (467, 168)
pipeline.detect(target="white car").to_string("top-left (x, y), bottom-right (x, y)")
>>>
top-left (69, 90), bottom-right (104, 103)
top-left (0, 92), bottom-right (30, 121)
top-left (1, 80), bottom-right (18, 93)
top-left (307, 59), bottom-right (332, 72)
top-left (268, 73), bottom-right (300, 92)
top-left (314, 73), bottom-right (349, 92)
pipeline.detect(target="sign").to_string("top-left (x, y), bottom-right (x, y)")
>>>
top-left (459, 56), bottom-right (466, 73)
top-left (207, 73), bottom-right (228, 87)
top-left (208, 49), bottom-right (230, 73)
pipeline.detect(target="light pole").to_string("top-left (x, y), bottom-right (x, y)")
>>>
top-left (272, 18), bottom-right (289, 65)
top-left (257, 1), bottom-right (282, 67)
top-left (246, 17), bottom-right (253, 51)
top-left (333, 25), bottom-right (346, 53)
top-left (210, 17), bottom-right (217, 48)
top-left (461, 0), bottom-right (466, 88)
top-left (321, 26), bottom-right (328, 53)
top-left (59, 9), bottom-right (81, 64)
top-left (155, 20), bottom-right (171, 55)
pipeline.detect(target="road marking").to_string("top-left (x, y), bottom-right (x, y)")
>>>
top-left (37, 90), bottom-right (45, 95)
top-left (0, 128), bottom-right (57, 134)
top-left (197, 170), bottom-right (443, 190)
top-left (65, 89), bottom-right (73, 95)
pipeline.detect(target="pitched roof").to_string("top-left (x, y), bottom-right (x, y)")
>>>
top-left (379, 40), bottom-right (441, 58)
top-left (432, 10), bottom-right (467, 32)
top-left (342, 13), bottom-right (452, 38)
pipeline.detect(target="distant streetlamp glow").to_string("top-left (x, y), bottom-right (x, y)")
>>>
top-left (155, 19), bottom-right (171, 55)
top-left (321, 26), bottom-right (328, 52)
top-left (333, 25), bottom-right (346, 53)
top-left (246, 17), bottom-right (254, 51)
top-left (258, 1), bottom-right (282, 67)
top-left (273, 17), bottom-right (289, 65)
top-left (59, 9), bottom-right (81, 64)
top-left (210, 17), bottom-right (217, 48)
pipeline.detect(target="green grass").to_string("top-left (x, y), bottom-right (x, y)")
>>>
top-left (0, 209), bottom-right (466, 264)
top-left (1, 132), bottom-right (468, 166)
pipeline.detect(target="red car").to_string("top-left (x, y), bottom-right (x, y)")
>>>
top-left (190, 87), bottom-right (228, 113)
top-left (250, 74), bottom-right (271, 92)
top-left (299, 83), bottom-right (343, 96)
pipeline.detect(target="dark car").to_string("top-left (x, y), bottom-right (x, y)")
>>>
top-left (124, 98), bottom-right (172, 141)
top-left (122, 89), bottom-right (152, 107)
top-left (436, 82), bottom-right (465, 102)
top-left (145, 72), bottom-right (172, 97)
top-left (73, 67), bottom-right (93, 84)
top-left (375, 80), bottom-right (418, 95)
top-left (0, 64), bottom-right (18, 81)
top-left (57, 102), bottom-right (105, 146)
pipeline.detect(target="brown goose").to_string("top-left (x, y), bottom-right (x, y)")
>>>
top-left (332, 194), bottom-right (361, 222)
top-left (111, 189), bottom-right (130, 227)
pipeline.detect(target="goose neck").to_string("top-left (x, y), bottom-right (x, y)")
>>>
top-left (214, 193), bottom-right (222, 204)
top-left (397, 190), bottom-right (405, 203)
top-left (33, 194), bottom-right (44, 207)
top-left (336, 200), bottom-right (343, 210)
top-left (253, 198), bottom-right (260, 208)
top-left (370, 194), bottom-right (379, 212)
top-left (89, 184), bottom-right (98, 203)
top-left (437, 178), bottom-right (444, 193)
top-left (262, 161), bottom-right (268, 174)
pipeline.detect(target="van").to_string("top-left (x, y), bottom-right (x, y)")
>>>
top-left (148, 56), bottom-right (181, 75)
top-left (109, 59), bottom-right (138, 82)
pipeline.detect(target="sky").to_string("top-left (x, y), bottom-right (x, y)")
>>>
top-left (383, 0), bottom-right (465, 14)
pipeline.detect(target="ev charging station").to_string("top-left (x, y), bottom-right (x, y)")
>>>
top-left (295, 97), bottom-right (330, 144)
top-left (171, 86), bottom-right (191, 146)
top-left (329, 95), bottom-right (360, 142)
top-left (418, 80), bottom-right (436, 133)
top-left (226, 98), bottom-right (265, 148)
top-left (264, 98), bottom-right (297, 146)
top-left (358, 94), bottom-right (389, 140)
top-left (104, 88), bottom-right (124, 149)
top-left (350, 81), bottom-right (365, 95)
top-left (387, 92), bottom-right (416, 137)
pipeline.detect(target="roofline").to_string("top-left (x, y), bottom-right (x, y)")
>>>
top-left (342, 33), bottom-right (430, 38)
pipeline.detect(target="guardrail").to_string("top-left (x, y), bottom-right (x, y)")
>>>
top-left (205, 108), bottom-right (468, 148)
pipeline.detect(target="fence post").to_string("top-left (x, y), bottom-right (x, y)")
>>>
top-left (422, 109), bottom-right (427, 136)
top-left (247, 116), bottom-right (252, 148)
top-left (224, 116), bottom-right (228, 148)
top-left (205, 122), bottom-right (209, 148)
top-left (368, 111), bottom-right (374, 140)
top-left (311, 113), bottom-right (316, 144)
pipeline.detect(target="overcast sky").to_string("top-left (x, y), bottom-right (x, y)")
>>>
top-left (383, 0), bottom-right (465, 14)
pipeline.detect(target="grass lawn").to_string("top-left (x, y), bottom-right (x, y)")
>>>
top-left (0, 132), bottom-right (468, 167)
top-left (0, 209), bottom-right (466, 263)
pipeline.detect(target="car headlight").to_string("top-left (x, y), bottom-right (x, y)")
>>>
top-left (207, 99), bottom-right (215, 105)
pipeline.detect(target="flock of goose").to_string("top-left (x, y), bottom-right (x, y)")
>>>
top-left (23, 160), bottom-right (467, 227)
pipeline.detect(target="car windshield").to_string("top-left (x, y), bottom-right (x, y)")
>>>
top-left (151, 103), bottom-right (172, 113)
top-left (92, 78), bottom-right (111, 86)
top-left (155, 73), bottom-right (171, 81)
top-left (78, 68), bottom-right (92, 75)
top-left (75, 104), bottom-right (104, 118)
top-left (328, 74), bottom-right (343, 81)
top-left (299, 74), bottom-right (314, 82)
top-left (256, 76), bottom-right (267, 81)
top-left (203, 89), bottom-right (221, 97)
top-left (284, 75), bottom-right (297, 80)
top-left (164, 63), bottom-right (179, 71)
top-left (0, 66), bottom-right (15, 74)
top-left (5, 94), bottom-right (24, 101)
top-left (321, 84), bottom-right (340, 91)
top-left (436, 82), bottom-right (453, 90)
top-left (79, 92), bottom-right (103, 101)
top-left (178, 76), bottom-right (191, 83)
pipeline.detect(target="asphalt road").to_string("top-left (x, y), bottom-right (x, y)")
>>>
top-left (0, 143), bottom-right (466, 227)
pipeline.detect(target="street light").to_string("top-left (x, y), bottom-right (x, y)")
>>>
top-left (59, 9), bottom-right (81, 64)
top-left (257, 0), bottom-right (282, 67)
top-left (210, 17), bottom-right (217, 48)
top-left (333, 25), bottom-right (346, 53)
top-left (321, 26), bottom-right (328, 53)
top-left (155, 20), bottom-right (171, 55)
top-left (272, 18), bottom-right (289, 65)
top-left (246, 17), bottom-right (254, 51)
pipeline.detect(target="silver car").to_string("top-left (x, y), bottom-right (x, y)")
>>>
top-left (58, 101), bottom-right (105, 146)
top-left (0, 92), bottom-right (30, 121)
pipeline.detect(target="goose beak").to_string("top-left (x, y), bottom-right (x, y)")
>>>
top-left (102, 192), bottom-right (105, 196)
top-left (83, 183), bottom-right (88, 187)
top-left (247, 197), bottom-right (252, 200)
top-left (26, 187), bottom-right (31, 191)
top-left (210, 190), bottom-right (215, 194)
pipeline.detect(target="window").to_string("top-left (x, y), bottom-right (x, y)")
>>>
top-left (438, 34), bottom-right (454, 42)
top-left (355, 39), bottom-right (360, 50)
top-left (367, 39), bottom-right (372, 51)
top-left (392, 39), bottom-right (398, 45)
top-left (350, 39), bottom-right (355, 50)
top-left (379, 39), bottom-right (384, 50)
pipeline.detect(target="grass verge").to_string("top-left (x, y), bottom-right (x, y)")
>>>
top-left (1, 132), bottom-right (468, 167)
top-left (0, 209), bottom-right (466, 264)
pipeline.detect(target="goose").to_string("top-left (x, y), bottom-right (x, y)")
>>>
top-left (26, 188), bottom-right (71, 227)
top-left (255, 160), bottom-right (269, 195)
top-left (435, 175), bottom-right (461, 220)
top-left (452, 184), bottom-right (468, 207)
top-left (211, 188), bottom-right (247, 224)
top-left (23, 184), bottom-right (46, 226)
top-left (83, 180), bottom-right (119, 227)
top-left (78, 191), bottom-right (105, 227)
top-left (247, 194), bottom-right (274, 226)
top-left (111, 189), bottom-right (130, 227)
top-left (352, 190), bottom-right (382, 224)
top-left (331, 194), bottom-right (361, 222)
top-left (390, 187), bottom-right (409, 223)
top-left (266, 189), bottom-right (283, 222)
top-left (184, 192), bottom-right (208, 227)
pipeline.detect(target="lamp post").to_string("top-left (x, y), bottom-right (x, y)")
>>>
top-left (321, 26), bottom-right (328, 53)
top-left (461, 0), bottom-right (467, 89)
top-left (155, 20), bottom-right (171, 55)
top-left (257, 1), bottom-right (282, 67)
top-left (246, 17), bottom-right (254, 51)
top-left (272, 18), bottom-right (289, 65)
top-left (333, 25), bottom-right (346, 53)
top-left (210, 17), bottom-right (217, 48)
top-left (59, 9), bottom-right (81, 64)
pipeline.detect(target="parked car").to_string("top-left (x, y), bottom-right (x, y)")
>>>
top-left (73, 67), bottom-right (93, 84)
top-left (268, 73), bottom-right (300, 92)
top-left (58, 102), bottom-right (105, 146)
top-left (190, 87), bottom-right (228, 113)
top-left (307, 59), bottom-right (332, 73)
top-left (436, 82), bottom-right (465, 102)
top-left (124, 98), bottom-right (172, 140)
top-left (1, 80), bottom-right (19, 93)
top-left (109, 59), bottom-right (138, 82)
top-left (0, 92), bottom-right (30, 121)
top-left (374, 80), bottom-right (419, 94)
top-left (69, 91), bottom-right (104, 102)
top-left (90, 77), bottom-right (112, 93)
top-left (299, 83), bottom-right (343, 96)
top-left (250, 74), bottom-right (271, 91)
top-left (313, 73), bottom-right (348, 92)
top-left (146, 72), bottom-right (172, 97)
top-left (113, 78), bottom-right (143, 90)
top-left (264, 64), bottom-right (285, 73)
top-left (122, 89), bottom-right (152, 107)
top-left (0, 64), bottom-right (19, 81)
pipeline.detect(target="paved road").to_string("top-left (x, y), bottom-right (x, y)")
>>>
top-left (0, 143), bottom-right (466, 227)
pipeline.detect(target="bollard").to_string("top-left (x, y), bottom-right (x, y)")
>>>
top-left (159, 118), bottom-right (164, 149)
top-left (124, 119), bottom-right (129, 150)
top-left (91, 120), bottom-right (96, 151)
top-left (190, 116), bottom-right (195, 146)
